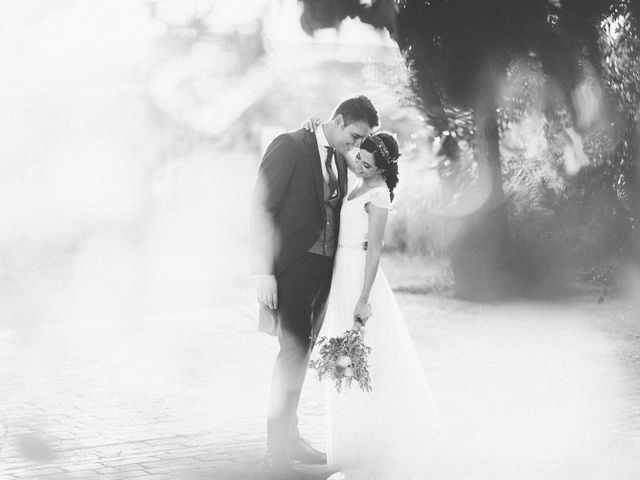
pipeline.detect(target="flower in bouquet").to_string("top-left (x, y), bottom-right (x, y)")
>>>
top-left (309, 329), bottom-right (372, 392)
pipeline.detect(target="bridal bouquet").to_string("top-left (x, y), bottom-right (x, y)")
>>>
top-left (309, 329), bottom-right (372, 393)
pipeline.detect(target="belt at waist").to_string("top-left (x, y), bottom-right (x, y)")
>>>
top-left (337, 241), bottom-right (368, 251)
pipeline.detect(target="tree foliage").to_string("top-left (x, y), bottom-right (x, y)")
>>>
top-left (300, 0), bottom-right (640, 294)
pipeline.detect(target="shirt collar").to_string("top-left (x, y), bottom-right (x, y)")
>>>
top-left (315, 123), bottom-right (331, 151)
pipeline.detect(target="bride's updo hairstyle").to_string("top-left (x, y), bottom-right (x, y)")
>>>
top-left (360, 132), bottom-right (400, 201)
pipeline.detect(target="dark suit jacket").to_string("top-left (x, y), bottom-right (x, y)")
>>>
top-left (250, 128), bottom-right (348, 335)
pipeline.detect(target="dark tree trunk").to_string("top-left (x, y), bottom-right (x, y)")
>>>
top-left (296, 0), bottom-right (624, 299)
top-left (450, 71), bottom-right (514, 301)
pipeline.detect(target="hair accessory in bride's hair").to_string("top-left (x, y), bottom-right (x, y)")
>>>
top-left (369, 135), bottom-right (391, 163)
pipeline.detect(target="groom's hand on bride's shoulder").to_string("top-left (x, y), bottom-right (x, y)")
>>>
top-left (257, 274), bottom-right (278, 310)
top-left (302, 117), bottom-right (322, 132)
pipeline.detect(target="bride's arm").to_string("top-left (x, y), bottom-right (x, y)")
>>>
top-left (353, 203), bottom-right (389, 329)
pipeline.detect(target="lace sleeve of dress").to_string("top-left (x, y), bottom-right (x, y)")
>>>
top-left (367, 189), bottom-right (392, 210)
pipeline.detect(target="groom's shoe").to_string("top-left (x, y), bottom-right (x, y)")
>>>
top-left (288, 437), bottom-right (327, 465)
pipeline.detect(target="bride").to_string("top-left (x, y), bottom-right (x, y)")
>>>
top-left (316, 132), bottom-right (446, 479)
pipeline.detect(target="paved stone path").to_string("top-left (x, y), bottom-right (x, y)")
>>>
top-left (2, 271), bottom-right (640, 479)
top-left (0, 298), bottom-right (323, 480)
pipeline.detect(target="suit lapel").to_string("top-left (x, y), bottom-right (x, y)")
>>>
top-left (303, 130), bottom-right (325, 207)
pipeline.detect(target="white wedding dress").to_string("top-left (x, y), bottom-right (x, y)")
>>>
top-left (319, 185), bottom-right (447, 480)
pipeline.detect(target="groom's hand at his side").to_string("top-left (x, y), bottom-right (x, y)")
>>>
top-left (257, 274), bottom-right (278, 310)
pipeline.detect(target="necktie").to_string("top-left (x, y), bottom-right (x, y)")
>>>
top-left (325, 147), bottom-right (338, 198)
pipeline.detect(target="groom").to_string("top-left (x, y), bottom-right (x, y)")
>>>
top-left (250, 96), bottom-right (378, 474)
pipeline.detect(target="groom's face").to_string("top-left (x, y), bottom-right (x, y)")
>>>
top-left (333, 116), bottom-right (373, 156)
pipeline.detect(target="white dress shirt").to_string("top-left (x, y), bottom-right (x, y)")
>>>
top-left (315, 124), bottom-right (336, 184)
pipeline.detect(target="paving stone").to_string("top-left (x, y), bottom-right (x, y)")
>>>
top-left (4, 290), bottom-right (640, 479)
top-left (59, 462), bottom-right (106, 472)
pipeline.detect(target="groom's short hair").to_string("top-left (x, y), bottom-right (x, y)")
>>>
top-left (332, 95), bottom-right (379, 128)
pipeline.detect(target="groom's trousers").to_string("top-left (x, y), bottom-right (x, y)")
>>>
top-left (267, 252), bottom-right (333, 456)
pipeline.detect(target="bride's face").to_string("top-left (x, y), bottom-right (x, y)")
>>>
top-left (354, 149), bottom-right (381, 180)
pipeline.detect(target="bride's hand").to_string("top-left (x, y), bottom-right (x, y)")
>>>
top-left (352, 299), bottom-right (372, 331)
top-left (351, 320), bottom-right (365, 334)
top-left (302, 117), bottom-right (322, 132)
